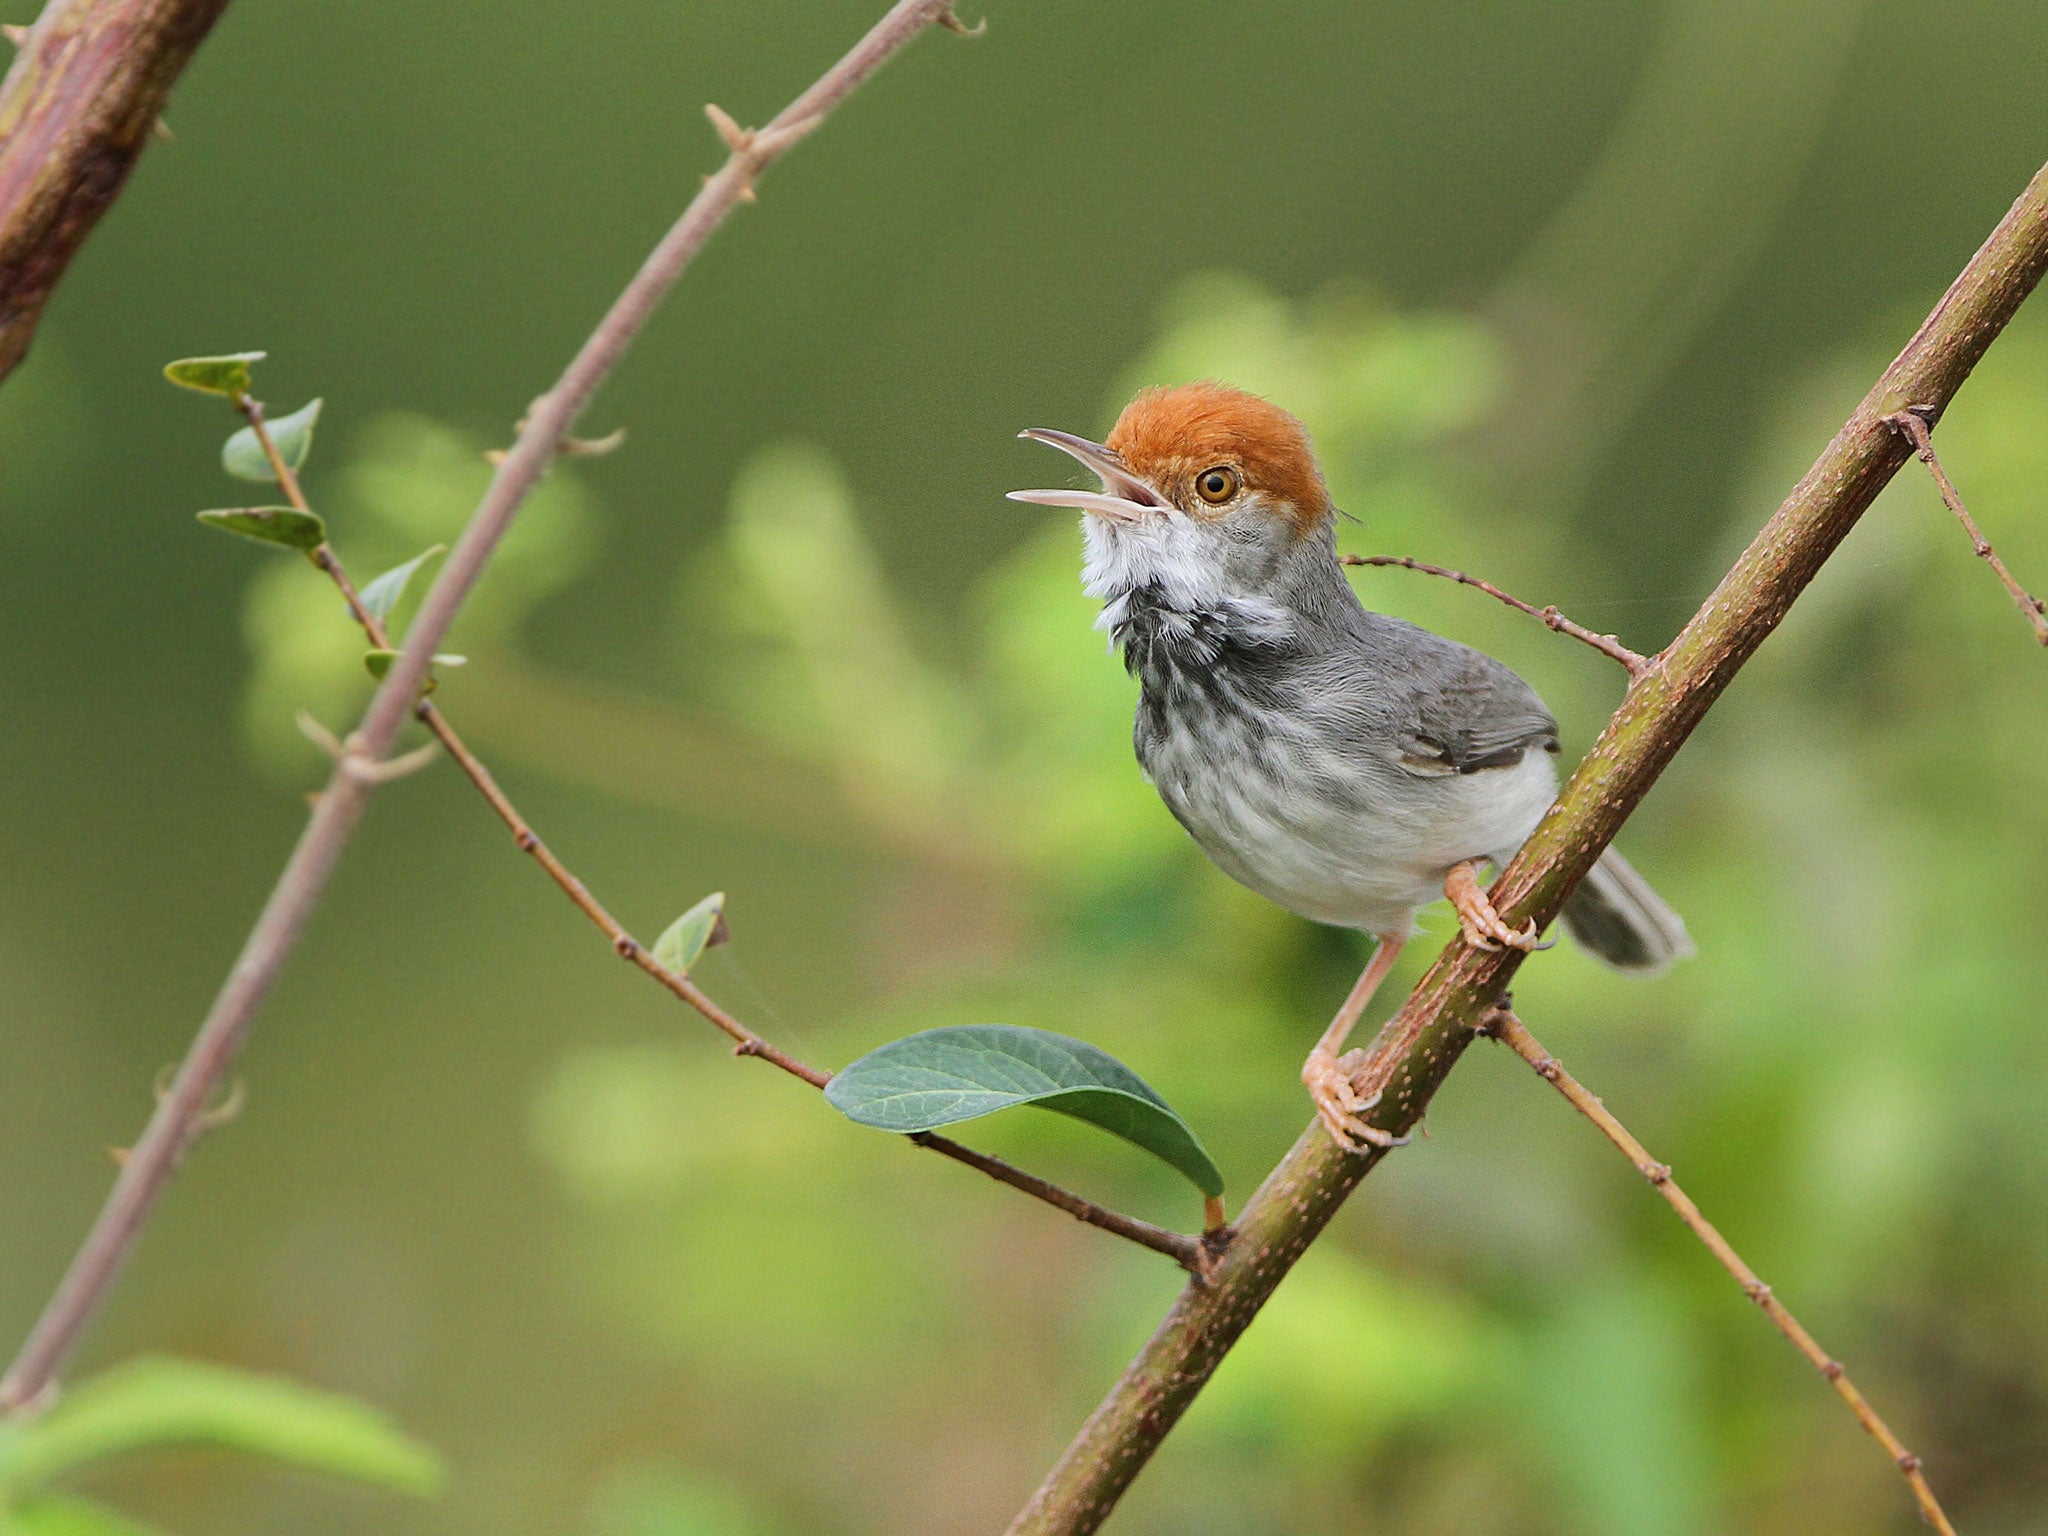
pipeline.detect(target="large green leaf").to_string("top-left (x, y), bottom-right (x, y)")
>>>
top-left (824, 1024), bottom-right (1223, 1198)
top-left (195, 507), bottom-right (326, 552)
top-left (0, 1357), bottom-right (441, 1502)
top-left (162, 352), bottom-right (264, 398)
top-left (222, 397), bottom-right (322, 482)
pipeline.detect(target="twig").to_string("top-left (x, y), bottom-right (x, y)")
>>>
top-left (1003, 156), bottom-right (2048, 1536)
top-left (1340, 552), bottom-right (1649, 674)
top-left (0, 0), bottom-right (973, 1418)
top-left (254, 393), bottom-right (1203, 1261)
top-left (0, 0), bottom-right (233, 382)
top-left (1481, 1004), bottom-right (1956, 1536)
top-left (911, 1135), bottom-right (1204, 1270)
top-left (1884, 407), bottom-right (2048, 645)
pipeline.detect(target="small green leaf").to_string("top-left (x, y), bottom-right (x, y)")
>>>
top-left (650, 892), bottom-right (729, 976)
top-left (0, 1494), bottom-right (171, 1536)
top-left (162, 352), bottom-right (264, 398)
top-left (195, 507), bottom-right (327, 551)
top-left (363, 649), bottom-right (466, 681)
top-left (222, 397), bottom-right (322, 482)
top-left (0, 1357), bottom-right (442, 1502)
top-left (358, 545), bottom-right (446, 624)
top-left (825, 1024), bottom-right (1224, 1198)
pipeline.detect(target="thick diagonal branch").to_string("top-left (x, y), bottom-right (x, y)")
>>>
top-left (1005, 157), bottom-right (2048, 1536)
top-left (0, 0), bottom-right (967, 1417)
top-left (0, 0), bottom-right (232, 383)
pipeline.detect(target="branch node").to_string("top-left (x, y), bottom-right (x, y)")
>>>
top-left (703, 101), bottom-right (753, 152)
top-left (1744, 1280), bottom-right (1773, 1305)
top-left (1822, 1359), bottom-right (1846, 1382)
top-left (514, 828), bottom-right (539, 853)
top-left (733, 1039), bottom-right (764, 1059)
top-left (337, 739), bottom-right (441, 785)
top-left (611, 935), bottom-right (639, 960)
top-left (1643, 1161), bottom-right (1672, 1185)
top-left (296, 710), bottom-right (345, 761)
top-left (1884, 406), bottom-right (2048, 644)
top-left (1898, 1452), bottom-right (1924, 1474)
top-left (752, 115), bottom-right (824, 157)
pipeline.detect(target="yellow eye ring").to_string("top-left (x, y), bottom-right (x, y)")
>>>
top-left (1195, 466), bottom-right (1240, 505)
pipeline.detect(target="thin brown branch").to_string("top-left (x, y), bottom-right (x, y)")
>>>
top-left (1340, 552), bottom-right (1649, 674)
top-left (0, 0), bottom-right (970, 1418)
top-left (911, 1134), bottom-right (1206, 1271)
top-left (252, 394), bottom-right (1202, 1264)
top-left (1885, 407), bottom-right (2048, 645)
top-left (0, 0), bottom-right (232, 383)
top-left (1482, 1004), bottom-right (1955, 1536)
top-left (1005, 156), bottom-right (2048, 1536)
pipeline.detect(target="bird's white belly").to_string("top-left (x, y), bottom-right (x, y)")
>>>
top-left (1147, 729), bottom-right (1558, 937)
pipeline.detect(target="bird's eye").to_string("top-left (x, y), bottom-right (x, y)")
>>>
top-left (1195, 466), bottom-right (1240, 505)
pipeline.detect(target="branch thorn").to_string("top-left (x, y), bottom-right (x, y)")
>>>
top-left (296, 710), bottom-right (344, 760)
top-left (936, 7), bottom-right (987, 36)
top-left (704, 102), bottom-right (752, 152)
top-left (338, 739), bottom-right (442, 785)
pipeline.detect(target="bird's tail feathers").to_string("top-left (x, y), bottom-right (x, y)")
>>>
top-left (1560, 847), bottom-right (1694, 974)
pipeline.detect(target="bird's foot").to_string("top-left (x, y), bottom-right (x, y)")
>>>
top-left (1445, 861), bottom-right (1552, 953)
top-left (1302, 1047), bottom-right (1410, 1153)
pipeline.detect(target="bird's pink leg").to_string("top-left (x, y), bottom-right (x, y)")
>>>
top-left (1301, 933), bottom-right (1409, 1152)
top-left (1444, 860), bottom-right (1548, 953)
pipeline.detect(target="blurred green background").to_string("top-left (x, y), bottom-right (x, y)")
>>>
top-left (4, 0), bottom-right (2047, 1531)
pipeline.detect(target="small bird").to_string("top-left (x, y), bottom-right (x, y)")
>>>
top-left (1011, 382), bottom-right (1691, 1151)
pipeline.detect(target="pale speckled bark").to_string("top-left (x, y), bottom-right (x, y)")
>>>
top-left (0, 0), bottom-right (232, 382)
top-left (1006, 157), bottom-right (2048, 1536)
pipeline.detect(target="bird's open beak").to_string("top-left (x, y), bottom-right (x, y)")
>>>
top-left (1008, 429), bottom-right (1169, 523)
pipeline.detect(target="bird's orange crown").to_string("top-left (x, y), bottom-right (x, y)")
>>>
top-left (1106, 382), bottom-right (1331, 537)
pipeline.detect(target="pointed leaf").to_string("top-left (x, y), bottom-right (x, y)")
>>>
top-left (357, 545), bottom-right (446, 624)
top-left (162, 352), bottom-right (264, 398)
top-left (650, 892), bottom-right (728, 976)
top-left (195, 507), bottom-right (326, 552)
top-left (0, 1357), bottom-right (441, 1501)
top-left (222, 397), bottom-right (322, 482)
top-left (825, 1024), bottom-right (1224, 1198)
top-left (363, 650), bottom-right (465, 681)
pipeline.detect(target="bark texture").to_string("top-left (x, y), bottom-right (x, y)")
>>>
top-left (0, 0), bottom-right (231, 381)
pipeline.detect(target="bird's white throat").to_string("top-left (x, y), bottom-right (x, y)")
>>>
top-left (1079, 515), bottom-right (1292, 648)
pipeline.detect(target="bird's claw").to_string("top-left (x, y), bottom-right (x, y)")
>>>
top-left (1445, 861), bottom-right (1552, 953)
top-left (1302, 1047), bottom-right (1410, 1153)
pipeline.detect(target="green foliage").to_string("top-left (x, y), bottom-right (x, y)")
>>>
top-left (221, 398), bottom-right (321, 482)
top-left (358, 544), bottom-right (447, 624)
top-left (161, 352), bottom-right (263, 398)
top-left (195, 506), bottom-right (326, 551)
top-left (825, 1024), bottom-right (1224, 1198)
top-left (232, 413), bottom-right (597, 772)
top-left (0, 1494), bottom-right (169, 1536)
top-left (584, 1468), bottom-right (783, 1536)
top-left (0, 1358), bottom-right (440, 1527)
top-left (651, 892), bottom-right (728, 977)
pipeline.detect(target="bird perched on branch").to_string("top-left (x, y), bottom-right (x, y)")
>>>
top-left (1011, 383), bottom-right (1691, 1151)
